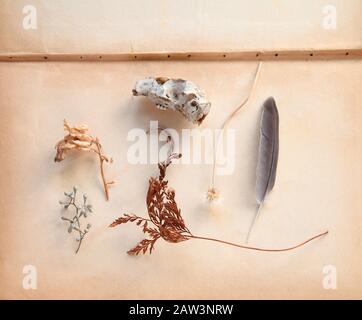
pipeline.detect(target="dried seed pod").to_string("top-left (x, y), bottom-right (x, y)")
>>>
top-left (133, 77), bottom-right (211, 125)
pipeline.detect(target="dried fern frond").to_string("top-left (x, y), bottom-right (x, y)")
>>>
top-left (55, 120), bottom-right (114, 200)
top-left (110, 153), bottom-right (191, 255)
top-left (110, 153), bottom-right (328, 255)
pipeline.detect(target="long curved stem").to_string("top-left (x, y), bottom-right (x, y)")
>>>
top-left (211, 61), bottom-right (262, 189)
top-left (188, 230), bottom-right (328, 252)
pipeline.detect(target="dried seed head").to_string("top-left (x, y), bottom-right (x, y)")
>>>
top-left (206, 187), bottom-right (220, 202)
top-left (54, 121), bottom-right (95, 162)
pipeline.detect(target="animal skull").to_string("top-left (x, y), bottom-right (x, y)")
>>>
top-left (132, 77), bottom-right (211, 125)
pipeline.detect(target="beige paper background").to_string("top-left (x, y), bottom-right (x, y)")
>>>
top-left (0, 0), bottom-right (361, 53)
top-left (0, 1), bottom-right (361, 300)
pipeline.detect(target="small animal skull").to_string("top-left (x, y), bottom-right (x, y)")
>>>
top-left (132, 77), bottom-right (211, 125)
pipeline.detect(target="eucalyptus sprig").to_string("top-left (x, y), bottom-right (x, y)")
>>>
top-left (59, 186), bottom-right (93, 253)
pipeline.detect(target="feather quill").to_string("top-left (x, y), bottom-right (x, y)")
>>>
top-left (246, 97), bottom-right (279, 243)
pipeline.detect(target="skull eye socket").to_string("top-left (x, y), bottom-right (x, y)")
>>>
top-left (191, 101), bottom-right (198, 108)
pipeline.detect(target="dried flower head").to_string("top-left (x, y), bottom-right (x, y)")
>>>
top-left (54, 122), bottom-right (92, 162)
top-left (55, 120), bottom-right (114, 200)
top-left (110, 154), bottom-right (328, 255)
top-left (206, 187), bottom-right (220, 202)
top-left (60, 186), bottom-right (94, 253)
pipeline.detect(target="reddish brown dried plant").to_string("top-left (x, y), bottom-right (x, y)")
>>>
top-left (110, 153), bottom-right (328, 255)
top-left (55, 120), bottom-right (114, 200)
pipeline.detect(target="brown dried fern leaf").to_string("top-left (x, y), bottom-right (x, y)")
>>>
top-left (127, 236), bottom-right (161, 255)
top-left (109, 214), bottom-right (146, 227)
top-left (110, 153), bottom-right (192, 255)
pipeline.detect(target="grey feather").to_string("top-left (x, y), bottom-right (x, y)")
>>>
top-left (246, 97), bottom-right (279, 243)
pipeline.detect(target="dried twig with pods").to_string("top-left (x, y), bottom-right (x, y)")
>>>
top-left (59, 186), bottom-right (93, 253)
top-left (110, 153), bottom-right (328, 255)
top-left (55, 120), bottom-right (114, 200)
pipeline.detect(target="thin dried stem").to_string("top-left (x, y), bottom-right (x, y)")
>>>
top-left (94, 138), bottom-right (114, 201)
top-left (188, 231), bottom-right (329, 253)
top-left (208, 61), bottom-right (262, 199)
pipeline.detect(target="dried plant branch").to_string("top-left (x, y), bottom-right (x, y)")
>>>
top-left (59, 186), bottom-right (93, 253)
top-left (110, 153), bottom-right (328, 255)
top-left (55, 120), bottom-right (114, 200)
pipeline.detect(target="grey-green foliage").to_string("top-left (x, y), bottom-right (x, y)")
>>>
top-left (59, 186), bottom-right (94, 253)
